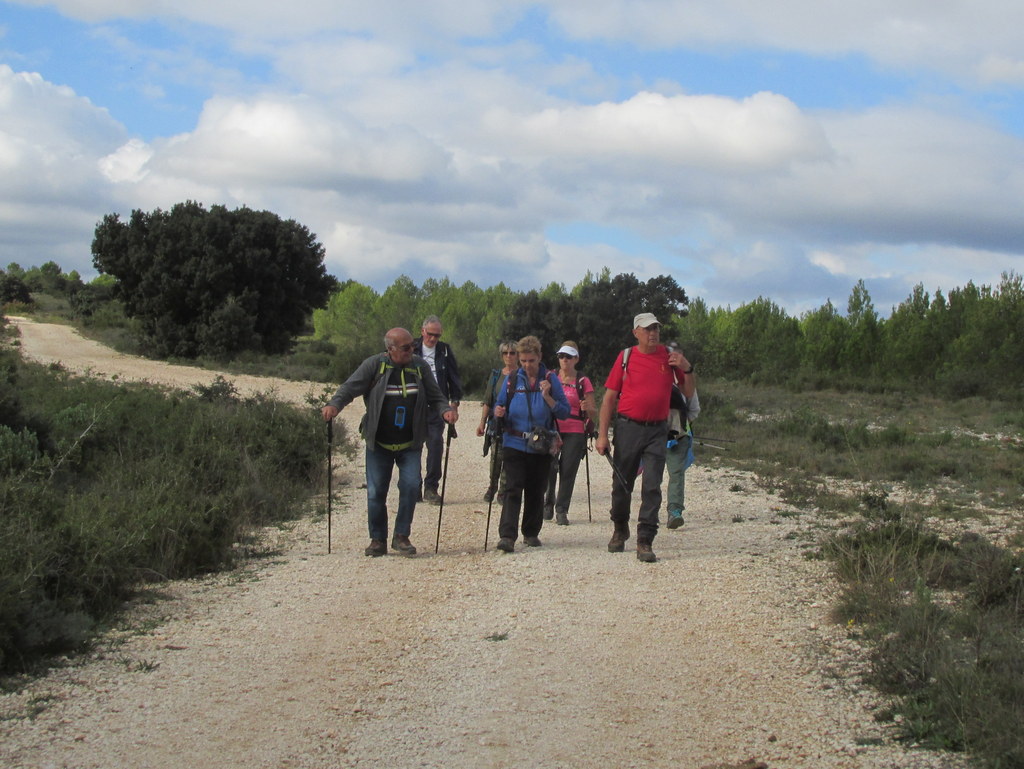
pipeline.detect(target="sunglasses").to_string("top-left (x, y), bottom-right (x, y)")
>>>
top-left (557, 353), bottom-right (575, 359)
top-left (501, 351), bottom-right (517, 356)
top-left (424, 331), bottom-right (442, 339)
top-left (393, 343), bottom-right (413, 352)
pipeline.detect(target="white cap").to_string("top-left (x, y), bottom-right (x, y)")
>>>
top-left (556, 345), bottom-right (579, 357)
top-left (633, 312), bottom-right (660, 328)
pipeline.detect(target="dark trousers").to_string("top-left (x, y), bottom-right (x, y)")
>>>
top-left (498, 447), bottom-right (551, 540)
top-left (545, 432), bottom-right (588, 514)
top-left (610, 417), bottom-right (667, 542)
top-left (423, 410), bottom-right (444, 492)
top-left (487, 439), bottom-right (507, 495)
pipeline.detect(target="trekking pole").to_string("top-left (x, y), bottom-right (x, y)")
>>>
top-left (584, 438), bottom-right (593, 522)
top-left (326, 419), bottom-right (333, 554)
top-left (693, 439), bottom-right (731, 451)
top-left (484, 446), bottom-right (502, 551)
top-left (603, 450), bottom-right (630, 492)
top-left (435, 421), bottom-right (458, 554)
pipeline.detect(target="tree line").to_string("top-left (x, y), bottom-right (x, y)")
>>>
top-left (2, 201), bottom-right (1020, 400)
top-left (314, 271), bottom-right (1023, 401)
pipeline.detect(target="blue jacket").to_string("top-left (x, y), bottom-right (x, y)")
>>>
top-left (496, 366), bottom-right (570, 453)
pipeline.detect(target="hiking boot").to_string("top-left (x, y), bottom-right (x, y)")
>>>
top-left (391, 535), bottom-right (417, 555)
top-left (636, 541), bottom-right (657, 563)
top-left (555, 512), bottom-right (569, 526)
top-left (483, 486), bottom-right (496, 503)
top-left (523, 536), bottom-right (542, 547)
top-left (423, 488), bottom-right (442, 505)
top-left (364, 539), bottom-right (387, 557)
top-left (495, 537), bottom-right (515, 553)
top-left (667, 510), bottom-right (685, 529)
top-left (543, 505), bottom-right (554, 520)
top-left (608, 521), bottom-right (630, 552)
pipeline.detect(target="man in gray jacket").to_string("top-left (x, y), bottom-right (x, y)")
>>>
top-left (322, 328), bottom-right (458, 557)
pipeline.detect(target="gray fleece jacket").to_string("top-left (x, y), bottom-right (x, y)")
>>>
top-left (326, 352), bottom-right (452, 451)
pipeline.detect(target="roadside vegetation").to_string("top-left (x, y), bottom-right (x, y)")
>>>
top-left (0, 343), bottom-right (335, 676)
top-left (695, 383), bottom-right (1023, 769)
top-left (3, 250), bottom-right (1022, 766)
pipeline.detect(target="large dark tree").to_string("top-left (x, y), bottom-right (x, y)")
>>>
top-left (502, 271), bottom-right (688, 374)
top-left (570, 272), bottom-right (689, 373)
top-left (92, 202), bottom-right (335, 358)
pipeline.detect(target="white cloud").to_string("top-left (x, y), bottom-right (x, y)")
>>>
top-left (0, 65), bottom-right (125, 268)
top-left (546, 1), bottom-right (1024, 85)
top-left (485, 91), bottom-right (832, 172)
top-left (4, 0), bottom-right (1024, 315)
top-left (17, 0), bottom-right (1024, 85)
top-left (139, 95), bottom-right (452, 188)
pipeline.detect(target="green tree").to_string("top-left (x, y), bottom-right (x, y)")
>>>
top-left (843, 280), bottom-right (880, 377)
top-left (0, 272), bottom-right (32, 305)
top-left (91, 202), bottom-right (334, 358)
top-left (715, 297), bottom-right (800, 381)
top-left (801, 299), bottom-right (850, 375)
top-left (374, 275), bottom-right (422, 334)
top-left (940, 273), bottom-right (1024, 396)
top-left (313, 281), bottom-right (381, 375)
top-left (559, 272), bottom-right (689, 372)
top-left (672, 296), bottom-right (711, 373)
top-left (882, 284), bottom-right (942, 381)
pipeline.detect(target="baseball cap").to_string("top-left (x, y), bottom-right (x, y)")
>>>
top-left (633, 312), bottom-right (660, 329)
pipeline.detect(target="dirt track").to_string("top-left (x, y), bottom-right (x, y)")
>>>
top-left (1, 318), bottom-right (966, 769)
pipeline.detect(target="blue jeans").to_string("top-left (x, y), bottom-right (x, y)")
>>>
top-left (365, 444), bottom-right (422, 541)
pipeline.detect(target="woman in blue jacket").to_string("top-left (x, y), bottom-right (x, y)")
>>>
top-left (492, 335), bottom-right (570, 552)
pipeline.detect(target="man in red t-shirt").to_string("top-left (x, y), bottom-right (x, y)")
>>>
top-left (596, 313), bottom-right (695, 562)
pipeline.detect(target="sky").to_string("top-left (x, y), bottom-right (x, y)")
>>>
top-left (2, 1), bottom-right (1024, 317)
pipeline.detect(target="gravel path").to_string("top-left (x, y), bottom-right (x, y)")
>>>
top-left (1, 318), bottom-right (968, 769)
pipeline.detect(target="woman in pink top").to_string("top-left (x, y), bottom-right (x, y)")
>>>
top-left (544, 340), bottom-right (598, 525)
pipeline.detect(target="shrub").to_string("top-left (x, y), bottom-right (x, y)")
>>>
top-left (0, 355), bottom-right (329, 672)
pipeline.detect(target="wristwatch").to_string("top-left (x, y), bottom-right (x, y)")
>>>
top-left (683, 366), bottom-right (694, 374)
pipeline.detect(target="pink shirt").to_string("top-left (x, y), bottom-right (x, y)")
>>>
top-left (555, 375), bottom-right (593, 434)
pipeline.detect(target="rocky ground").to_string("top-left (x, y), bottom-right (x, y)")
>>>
top-left (1, 318), bottom-right (971, 769)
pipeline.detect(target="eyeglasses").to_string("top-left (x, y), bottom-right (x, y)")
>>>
top-left (557, 353), bottom-right (575, 359)
top-left (424, 331), bottom-right (442, 339)
top-left (501, 351), bottom-right (517, 356)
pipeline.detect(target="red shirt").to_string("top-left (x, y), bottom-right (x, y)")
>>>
top-left (604, 345), bottom-right (681, 422)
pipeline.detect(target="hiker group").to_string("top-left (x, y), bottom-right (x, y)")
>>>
top-left (322, 312), bottom-right (698, 563)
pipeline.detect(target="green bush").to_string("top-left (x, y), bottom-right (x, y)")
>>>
top-left (0, 353), bottom-right (328, 672)
top-left (826, 517), bottom-right (1024, 767)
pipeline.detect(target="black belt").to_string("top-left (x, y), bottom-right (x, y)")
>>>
top-left (617, 415), bottom-right (666, 427)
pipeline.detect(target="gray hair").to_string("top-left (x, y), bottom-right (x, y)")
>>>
top-left (422, 314), bottom-right (441, 328)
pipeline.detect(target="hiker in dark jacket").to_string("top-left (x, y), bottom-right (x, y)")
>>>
top-left (322, 328), bottom-right (457, 557)
top-left (413, 315), bottom-right (463, 504)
